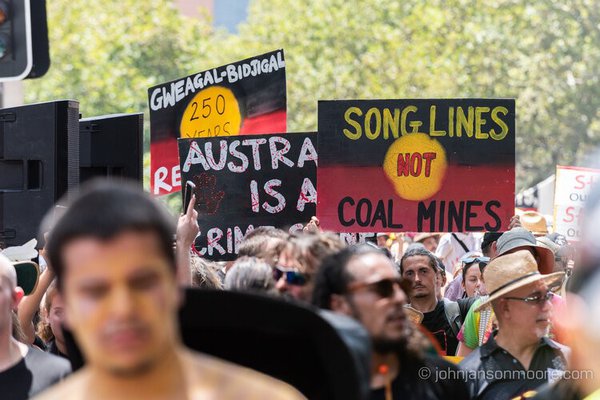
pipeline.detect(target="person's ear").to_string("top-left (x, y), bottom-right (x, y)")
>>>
top-left (330, 294), bottom-right (352, 316)
top-left (12, 287), bottom-right (25, 310)
top-left (497, 298), bottom-right (511, 320)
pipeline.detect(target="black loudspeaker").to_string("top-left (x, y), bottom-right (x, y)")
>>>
top-left (79, 113), bottom-right (143, 184)
top-left (0, 100), bottom-right (80, 247)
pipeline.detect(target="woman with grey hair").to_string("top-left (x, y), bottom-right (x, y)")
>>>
top-left (224, 256), bottom-right (276, 294)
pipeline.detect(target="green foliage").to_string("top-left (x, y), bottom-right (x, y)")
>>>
top-left (25, 0), bottom-right (600, 198)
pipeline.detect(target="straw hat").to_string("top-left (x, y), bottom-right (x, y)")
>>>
top-left (520, 211), bottom-right (548, 236)
top-left (475, 250), bottom-right (564, 312)
top-left (414, 233), bottom-right (439, 243)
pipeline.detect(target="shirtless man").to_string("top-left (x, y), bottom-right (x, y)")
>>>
top-left (35, 180), bottom-right (304, 400)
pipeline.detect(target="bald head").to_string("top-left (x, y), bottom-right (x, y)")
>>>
top-left (0, 254), bottom-right (16, 289)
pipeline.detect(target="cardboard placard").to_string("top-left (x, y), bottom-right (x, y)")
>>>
top-left (317, 99), bottom-right (515, 232)
top-left (553, 165), bottom-right (600, 242)
top-left (150, 50), bottom-right (287, 195)
top-left (178, 132), bottom-right (317, 260)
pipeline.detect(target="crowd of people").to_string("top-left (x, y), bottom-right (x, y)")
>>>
top-left (1, 178), bottom-right (599, 400)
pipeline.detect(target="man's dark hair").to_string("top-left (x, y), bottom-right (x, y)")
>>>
top-left (44, 179), bottom-right (176, 290)
top-left (399, 247), bottom-right (438, 275)
top-left (481, 231), bottom-right (502, 256)
top-left (311, 244), bottom-right (390, 309)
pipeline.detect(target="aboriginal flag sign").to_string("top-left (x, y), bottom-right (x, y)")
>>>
top-left (149, 50), bottom-right (287, 195)
top-left (317, 99), bottom-right (515, 232)
top-left (178, 132), bottom-right (317, 260)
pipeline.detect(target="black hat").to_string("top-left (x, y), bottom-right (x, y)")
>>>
top-left (64, 289), bottom-right (371, 400)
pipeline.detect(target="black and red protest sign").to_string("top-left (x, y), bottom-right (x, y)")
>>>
top-left (178, 132), bottom-right (317, 260)
top-left (317, 99), bottom-right (515, 232)
top-left (150, 50), bottom-right (287, 195)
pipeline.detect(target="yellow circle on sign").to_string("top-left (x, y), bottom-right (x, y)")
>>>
top-left (382, 133), bottom-right (448, 201)
top-left (179, 86), bottom-right (242, 138)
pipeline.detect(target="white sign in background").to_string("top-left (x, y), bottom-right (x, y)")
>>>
top-left (554, 165), bottom-right (600, 241)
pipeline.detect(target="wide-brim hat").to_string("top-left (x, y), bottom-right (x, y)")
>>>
top-left (475, 250), bottom-right (564, 312)
top-left (496, 227), bottom-right (555, 274)
top-left (536, 236), bottom-right (560, 255)
top-left (414, 232), bottom-right (439, 243)
top-left (14, 261), bottom-right (40, 295)
top-left (520, 211), bottom-right (549, 236)
top-left (64, 289), bottom-right (372, 400)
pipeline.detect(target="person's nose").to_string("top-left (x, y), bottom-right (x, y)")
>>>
top-left (109, 286), bottom-right (136, 319)
top-left (414, 272), bottom-right (422, 283)
top-left (541, 294), bottom-right (553, 312)
top-left (275, 276), bottom-right (287, 292)
top-left (391, 283), bottom-right (408, 305)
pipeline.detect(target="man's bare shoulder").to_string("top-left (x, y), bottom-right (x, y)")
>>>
top-left (33, 369), bottom-right (89, 400)
top-left (182, 349), bottom-right (306, 399)
top-left (34, 350), bottom-right (306, 400)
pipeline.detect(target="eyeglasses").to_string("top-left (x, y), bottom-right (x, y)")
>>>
top-left (347, 277), bottom-right (411, 299)
top-left (272, 266), bottom-right (307, 286)
top-left (462, 256), bottom-right (490, 266)
top-left (503, 291), bottom-right (554, 305)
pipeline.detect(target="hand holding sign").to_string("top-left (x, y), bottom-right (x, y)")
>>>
top-left (177, 193), bottom-right (200, 248)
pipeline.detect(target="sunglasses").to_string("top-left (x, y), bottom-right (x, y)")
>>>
top-left (272, 266), bottom-right (307, 286)
top-left (347, 277), bottom-right (411, 299)
top-left (462, 256), bottom-right (490, 265)
top-left (503, 291), bottom-right (554, 305)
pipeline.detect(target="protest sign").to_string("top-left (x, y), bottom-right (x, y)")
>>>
top-left (554, 165), bottom-right (600, 241)
top-left (178, 132), bottom-right (317, 260)
top-left (150, 50), bottom-right (287, 195)
top-left (317, 99), bottom-right (515, 232)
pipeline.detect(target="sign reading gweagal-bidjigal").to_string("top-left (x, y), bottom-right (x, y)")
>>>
top-left (317, 99), bottom-right (515, 232)
top-left (149, 50), bottom-right (287, 195)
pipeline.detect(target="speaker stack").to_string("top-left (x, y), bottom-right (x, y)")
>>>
top-left (0, 101), bottom-right (143, 248)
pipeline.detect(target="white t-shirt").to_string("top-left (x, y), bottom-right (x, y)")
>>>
top-left (435, 232), bottom-right (482, 274)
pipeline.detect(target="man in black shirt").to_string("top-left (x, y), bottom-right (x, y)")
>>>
top-left (459, 250), bottom-right (567, 400)
top-left (0, 254), bottom-right (70, 400)
top-left (400, 247), bottom-right (472, 355)
top-left (312, 244), bottom-right (469, 400)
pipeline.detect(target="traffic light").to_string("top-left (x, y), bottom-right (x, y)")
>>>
top-left (0, 0), bottom-right (48, 82)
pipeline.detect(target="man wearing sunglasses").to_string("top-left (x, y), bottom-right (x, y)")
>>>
top-left (312, 245), bottom-right (469, 400)
top-left (459, 250), bottom-right (567, 400)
